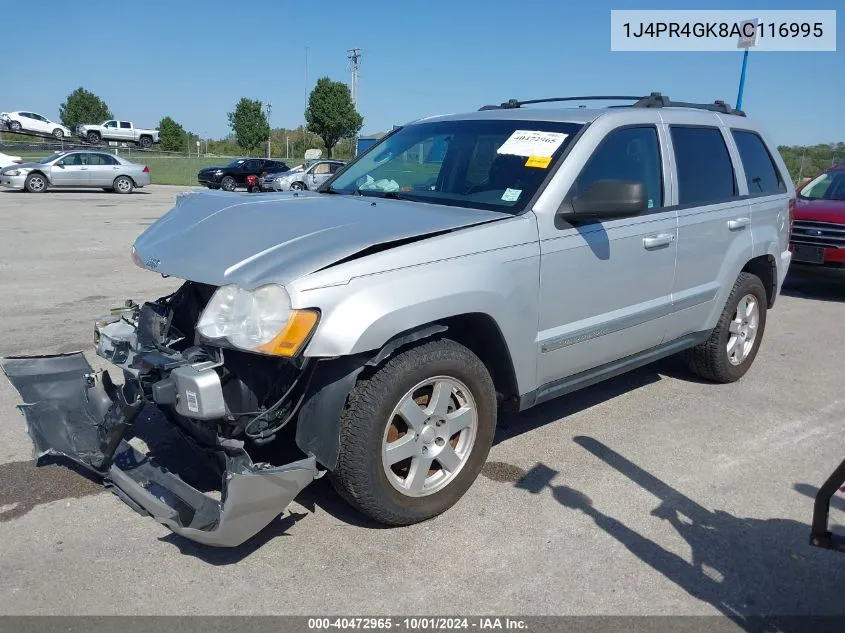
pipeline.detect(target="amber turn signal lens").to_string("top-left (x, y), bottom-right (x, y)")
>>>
top-left (257, 309), bottom-right (319, 357)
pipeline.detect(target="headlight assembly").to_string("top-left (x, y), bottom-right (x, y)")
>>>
top-left (4, 169), bottom-right (21, 176)
top-left (196, 284), bottom-right (318, 357)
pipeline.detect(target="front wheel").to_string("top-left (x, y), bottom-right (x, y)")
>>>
top-left (330, 338), bottom-right (497, 525)
top-left (24, 173), bottom-right (47, 193)
top-left (685, 272), bottom-right (768, 383)
top-left (290, 181), bottom-right (305, 191)
top-left (221, 176), bottom-right (236, 191)
top-left (138, 136), bottom-right (153, 149)
top-left (87, 131), bottom-right (100, 144)
top-left (52, 128), bottom-right (64, 139)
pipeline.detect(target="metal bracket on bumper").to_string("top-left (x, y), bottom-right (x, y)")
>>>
top-left (1, 352), bottom-right (319, 548)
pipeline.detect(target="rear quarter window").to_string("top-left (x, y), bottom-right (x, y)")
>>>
top-left (731, 130), bottom-right (786, 195)
top-left (670, 126), bottom-right (737, 206)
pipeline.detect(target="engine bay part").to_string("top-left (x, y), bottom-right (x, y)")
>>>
top-left (0, 281), bottom-right (323, 547)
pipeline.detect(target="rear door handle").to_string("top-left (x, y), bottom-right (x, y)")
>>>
top-left (728, 217), bottom-right (750, 231)
top-left (643, 233), bottom-right (675, 249)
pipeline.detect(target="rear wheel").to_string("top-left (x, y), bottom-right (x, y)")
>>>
top-left (221, 176), bottom-right (236, 192)
top-left (87, 131), bottom-right (100, 144)
top-left (24, 173), bottom-right (47, 193)
top-left (330, 338), bottom-right (497, 525)
top-left (113, 176), bottom-right (134, 194)
top-left (9, 121), bottom-right (21, 132)
top-left (685, 272), bottom-right (767, 383)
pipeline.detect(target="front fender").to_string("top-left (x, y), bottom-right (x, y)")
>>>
top-left (300, 244), bottom-right (540, 397)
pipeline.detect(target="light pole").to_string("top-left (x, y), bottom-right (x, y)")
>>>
top-left (736, 18), bottom-right (758, 110)
top-left (266, 102), bottom-right (272, 158)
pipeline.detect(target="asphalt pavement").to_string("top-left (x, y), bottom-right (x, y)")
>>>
top-left (0, 185), bottom-right (843, 616)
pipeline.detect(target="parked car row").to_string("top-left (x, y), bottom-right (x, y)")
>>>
top-left (197, 157), bottom-right (347, 192)
top-left (1, 110), bottom-right (160, 148)
top-left (0, 150), bottom-right (150, 193)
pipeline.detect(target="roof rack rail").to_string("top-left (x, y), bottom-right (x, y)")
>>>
top-left (479, 92), bottom-right (746, 117)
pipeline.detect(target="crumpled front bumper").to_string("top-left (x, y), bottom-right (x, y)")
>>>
top-left (1, 352), bottom-right (319, 547)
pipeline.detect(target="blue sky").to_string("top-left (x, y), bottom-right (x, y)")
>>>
top-left (3, 0), bottom-right (841, 146)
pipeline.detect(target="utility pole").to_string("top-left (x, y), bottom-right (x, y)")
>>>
top-left (347, 48), bottom-right (362, 108)
top-left (266, 102), bottom-right (272, 158)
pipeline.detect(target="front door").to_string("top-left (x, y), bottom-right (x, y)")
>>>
top-left (306, 162), bottom-right (333, 189)
top-left (50, 153), bottom-right (89, 187)
top-left (536, 125), bottom-right (677, 395)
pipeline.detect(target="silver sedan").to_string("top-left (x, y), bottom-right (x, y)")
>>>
top-left (0, 150), bottom-right (151, 193)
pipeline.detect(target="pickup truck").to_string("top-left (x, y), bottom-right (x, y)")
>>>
top-left (77, 120), bottom-right (160, 149)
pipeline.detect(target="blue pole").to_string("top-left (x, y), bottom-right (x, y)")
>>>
top-left (736, 48), bottom-right (750, 110)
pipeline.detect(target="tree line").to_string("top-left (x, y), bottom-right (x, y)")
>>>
top-left (5, 78), bottom-right (363, 158)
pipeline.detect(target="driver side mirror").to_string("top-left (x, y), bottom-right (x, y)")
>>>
top-left (559, 179), bottom-right (647, 221)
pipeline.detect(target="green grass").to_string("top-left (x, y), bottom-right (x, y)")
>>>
top-left (15, 151), bottom-right (306, 186)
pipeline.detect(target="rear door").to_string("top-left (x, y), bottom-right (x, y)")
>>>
top-left (87, 153), bottom-right (121, 186)
top-left (662, 120), bottom-right (754, 343)
top-left (117, 121), bottom-right (134, 141)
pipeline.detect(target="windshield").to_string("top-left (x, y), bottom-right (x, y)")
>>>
top-left (328, 119), bottom-right (583, 213)
top-left (225, 159), bottom-right (246, 168)
top-left (38, 153), bottom-right (63, 164)
top-left (799, 171), bottom-right (845, 201)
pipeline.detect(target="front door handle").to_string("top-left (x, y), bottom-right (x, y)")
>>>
top-left (728, 217), bottom-right (750, 231)
top-left (643, 233), bottom-right (675, 249)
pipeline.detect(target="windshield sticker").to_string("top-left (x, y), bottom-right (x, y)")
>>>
top-left (497, 130), bottom-right (568, 158)
top-left (525, 155), bottom-right (552, 169)
top-left (501, 188), bottom-right (522, 202)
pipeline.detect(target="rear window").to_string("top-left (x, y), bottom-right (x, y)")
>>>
top-left (731, 130), bottom-right (785, 195)
top-left (670, 126), bottom-right (737, 206)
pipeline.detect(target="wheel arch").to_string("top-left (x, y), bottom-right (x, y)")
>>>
top-left (295, 314), bottom-right (519, 470)
top-left (742, 254), bottom-right (777, 308)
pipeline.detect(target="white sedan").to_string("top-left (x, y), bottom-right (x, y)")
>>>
top-left (1, 111), bottom-right (73, 139)
top-left (0, 151), bottom-right (22, 169)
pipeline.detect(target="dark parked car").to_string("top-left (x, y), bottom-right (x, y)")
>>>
top-left (197, 158), bottom-right (289, 191)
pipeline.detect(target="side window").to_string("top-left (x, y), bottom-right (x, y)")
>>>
top-left (731, 130), bottom-right (786, 195)
top-left (59, 154), bottom-right (81, 166)
top-left (119, 122), bottom-right (131, 129)
top-left (313, 162), bottom-right (331, 175)
top-left (329, 163), bottom-right (343, 174)
top-left (242, 159), bottom-right (260, 171)
top-left (670, 126), bottom-right (737, 206)
top-left (99, 154), bottom-right (118, 165)
top-left (104, 121), bottom-right (116, 128)
top-left (574, 126), bottom-right (663, 210)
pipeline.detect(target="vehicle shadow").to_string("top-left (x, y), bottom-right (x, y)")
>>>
top-left (781, 267), bottom-right (845, 303)
top-left (495, 354), bottom-right (707, 445)
top-left (512, 437), bottom-right (845, 630)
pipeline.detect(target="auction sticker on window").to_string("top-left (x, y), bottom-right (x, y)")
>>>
top-left (497, 130), bottom-right (568, 158)
top-left (525, 155), bottom-right (552, 169)
top-left (501, 188), bottom-right (522, 202)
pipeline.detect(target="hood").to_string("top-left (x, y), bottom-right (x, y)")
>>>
top-left (132, 190), bottom-right (508, 289)
top-left (1, 161), bottom-right (46, 172)
top-left (795, 197), bottom-right (845, 223)
top-left (199, 166), bottom-right (227, 173)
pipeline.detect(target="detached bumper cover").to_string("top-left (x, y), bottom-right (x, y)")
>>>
top-left (1, 352), bottom-right (319, 547)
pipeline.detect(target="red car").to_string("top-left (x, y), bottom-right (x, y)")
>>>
top-left (790, 163), bottom-right (845, 267)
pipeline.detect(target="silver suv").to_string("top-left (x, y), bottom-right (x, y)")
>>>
top-left (2, 93), bottom-right (794, 547)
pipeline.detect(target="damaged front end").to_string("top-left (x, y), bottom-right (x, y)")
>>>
top-left (1, 282), bottom-right (320, 547)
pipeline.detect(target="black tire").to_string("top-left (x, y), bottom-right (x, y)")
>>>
top-left (330, 338), bottom-right (497, 526)
top-left (24, 172), bottom-right (47, 193)
top-left (9, 121), bottom-right (21, 132)
top-left (685, 272), bottom-right (768, 383)
top-left (138, 136), bottom-right (152, 149)
top-left (113, 175), bottom-right (134, 194)
top-left (290, 181), bottom-right (305, 191)
top-left (87, 131), bottom-right (100, 144)
top-left (221, 176), bottom-right (236, 192)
